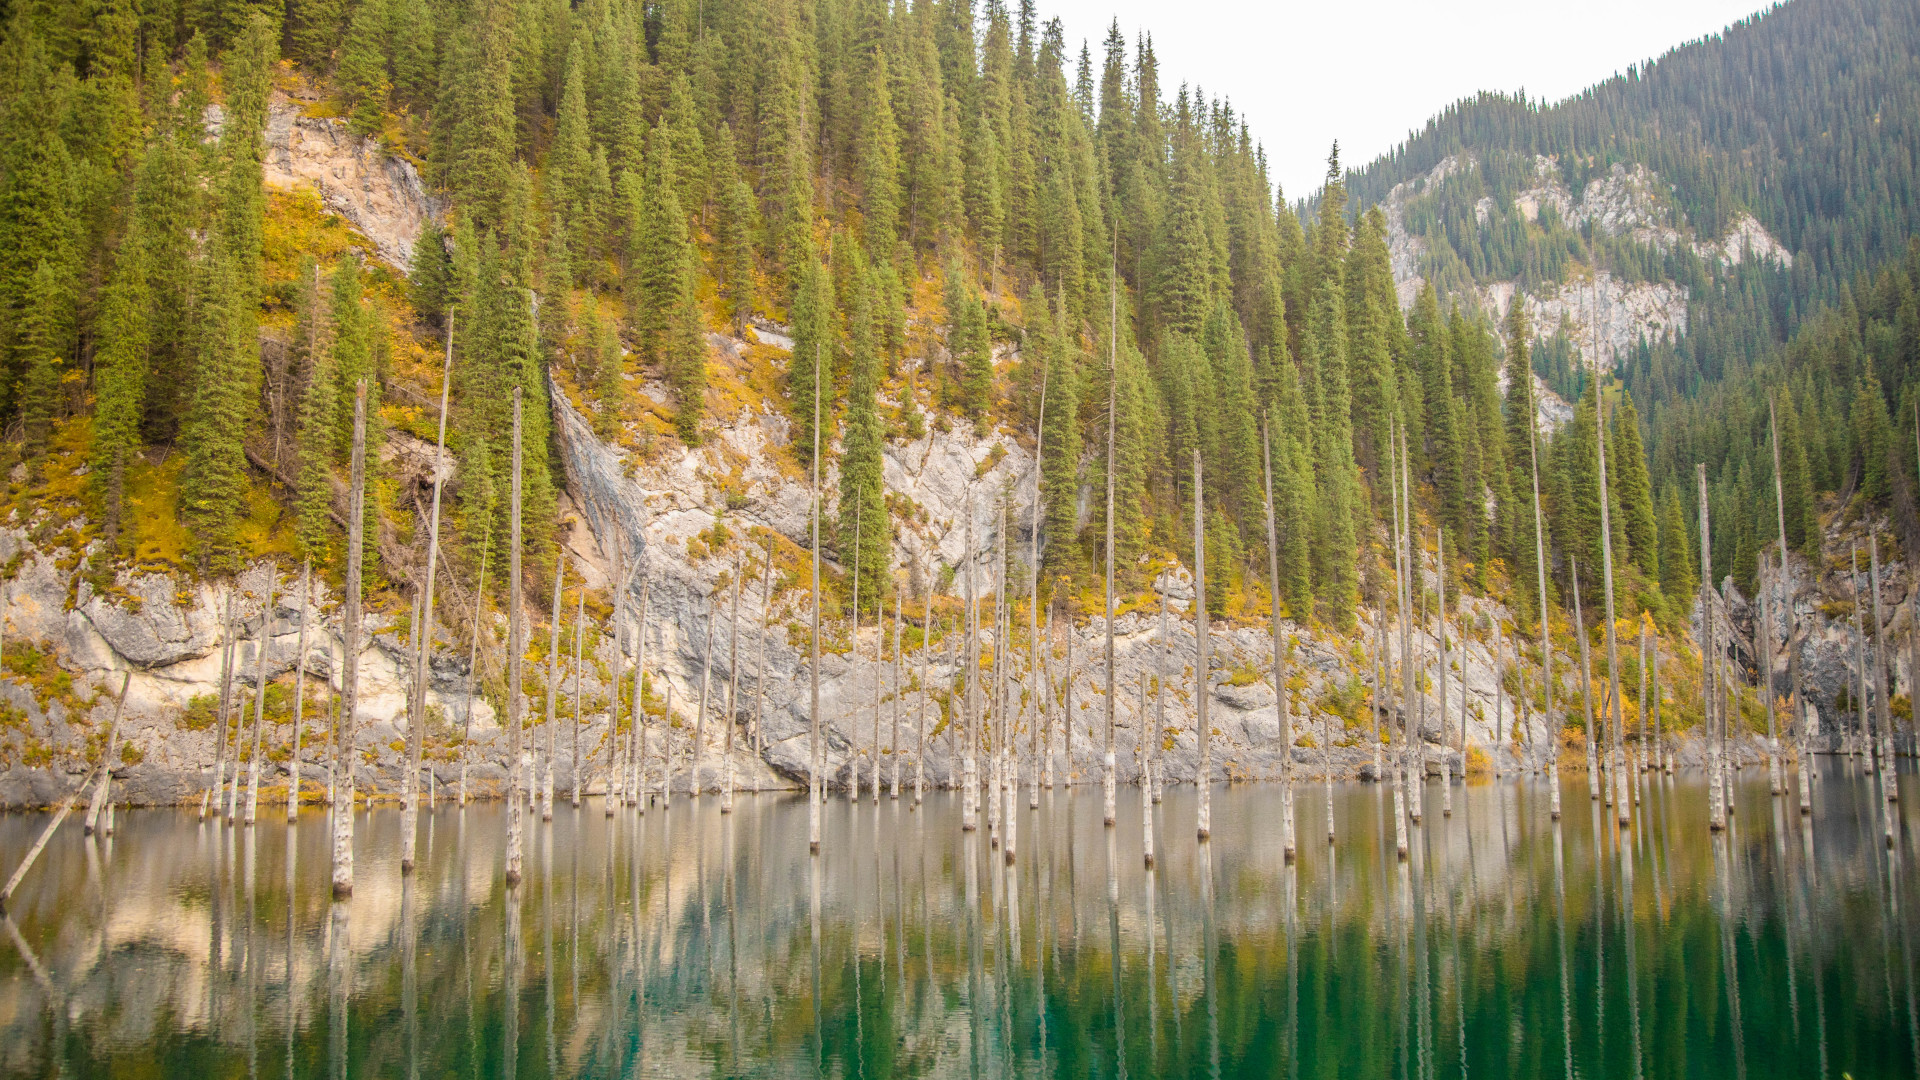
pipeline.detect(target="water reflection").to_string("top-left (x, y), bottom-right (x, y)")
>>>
top-left (4, 767), bottom-right (1920, 1077)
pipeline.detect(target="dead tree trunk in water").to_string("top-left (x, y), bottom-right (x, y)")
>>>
top-left (333, 380), bottom-right (368, 898)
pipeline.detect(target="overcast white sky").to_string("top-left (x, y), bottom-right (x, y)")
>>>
top-left (1040, 0), bottom-right (1773, 199)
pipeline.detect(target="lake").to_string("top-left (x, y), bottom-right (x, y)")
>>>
top-left (2, 763), bottom-right (1916, 1078)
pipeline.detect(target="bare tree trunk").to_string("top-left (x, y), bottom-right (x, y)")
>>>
top-left (756, 540), bottom-right (771, 765)
top-left (544, 559), bottom-right (565, 822)
top-left (288, 561), bottom-right (311, 822)
top-left (333, 381), bottom-right (368, 898)
top-left (404, 326), bottom-right (453, 866)
top-left (1103, 335), bottom-right (1118, 831)
top-left (962, 493), bottom-right (978, 830)
top-left (571, 582), bottom-right (584, 808)
top-left (1261, 420), bottom-right (1293, 860)
top-left (608, 541), bottom-right (626, 815)
top-left (1596, 394), bottom-right (1629, 827)
top-left (724, 557), bottom-right (740, 814)
top-left (891, 586), bottom-right (902, 801)
top-left (695, 602), bottom-right (714, 800)
top-left (808, 344), bottom-right (822, 855)
top-left (458, 548), bottom-right (489, 807)
top-left (246, 572), bottom-right (277, 826)
top-left (83, 672), bottom-right (132, 835)
top-left (1870, 536), bottom-right (1897, 845)
top-left (205, 589), bottom-right (236, 821)
top-left (505, 387), bottom-right (526, 887)
top-left (1439, 530), bottom-right (1452, 818)
top-left (918, 559), bottom-right (930, 807)
top-left (1700, 464), bottom-right (1725, 833)
top-left (1194, 449), bottom-right (1211, 843)
top-left (1572, 557), bottom-right (1599, 804)
top-left (1393, 423), bottom-right (1413, 856)
top-left (633, 576), bottom-right (649, 810)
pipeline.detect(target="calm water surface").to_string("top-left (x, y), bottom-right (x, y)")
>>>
top-left (3, 764), bottom-right (1919, 1078)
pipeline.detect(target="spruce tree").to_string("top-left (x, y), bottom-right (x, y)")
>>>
top-left (1657, 486), bottom-right (1696, 604)
top-left (1853, 369), bottom-right (1893, 502)
top-left (91, 233), bottom-right (150, 545)
top-left (179, 245), bottom-right (256, 576)
top-left (788, 256), bottom-right (832, 470)
top-left (712, 123), bottom-right (758, 335)
top-left (1775, 388), bottom-right (1818, 555)
top-left (15, 260), bottom-right (69, 460)
top-left (857, 51), bottom-right (903, 255)
top-left (1270, 368), bottom-right (1314, 620)
top-left (1304, 272), bottom-right (1359, 629)
top-left (838, 266), bottom-right (890, 609)
top-left (551, 41), bottom-right (593, 271)
top-left (1038, 289), bottom-right (1081, 574)
top-left (1610, 389), bottom-right (1657, 577)
top-left (947, 263), bottom-right (993, 428)
top-left (409, 216), bottom-right (453, 326)
top-left (1345, 206), bottom-right (1399, 480)
top-left (338, 0), bottom-right (392, 137)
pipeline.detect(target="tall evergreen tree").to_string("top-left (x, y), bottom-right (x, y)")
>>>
top-left (788, 255), bottom-right (832, 470)
top-left (838, 266), bottom-right (889, 609)
top-left (91, 231), bottom-right (149, 544)
top-left (338, 0), bottom-right (391, 136)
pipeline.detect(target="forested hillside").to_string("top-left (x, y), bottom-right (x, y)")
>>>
top-left (1343, 0), bottom-right (1920, 598)
top-left (0, 0), bottom-right (1910, 656)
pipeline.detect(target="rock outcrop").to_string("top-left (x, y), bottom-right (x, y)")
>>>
top-left (258, 97), bottom-right (441, 271)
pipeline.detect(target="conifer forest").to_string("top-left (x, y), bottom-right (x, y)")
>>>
top-left (2, 0), bottom-right (1920, 1073)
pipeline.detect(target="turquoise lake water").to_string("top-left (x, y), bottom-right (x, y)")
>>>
top-left (2, 762), bottom-right (1917, 1077)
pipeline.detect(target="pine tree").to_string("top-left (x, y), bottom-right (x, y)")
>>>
top-left (1657, 486), bottom-right (1696, 604)
top-left (409, 216), bottom-right (453, 326)
top-left (16, 261), bottom-right (70, 460)
top-left (1304, 272), bottom-right (1359, 629)
top-left (388, 0), bottom-right (436, 107)
top-left (1270, 365), bottom-right (1314, 620)
top-left (788, 256), bottom-right (832, 470)
top-left (1345, 206), bottom-right (1398, 480)
top-left (1774, 387), bottom-right (1818, 556)
top-left (289, 0), bottom-right (346, 69)
top-left (1610, 389), bottom-right (1657, 577)
top-left (91, 233), bottom-right (149, 545)
top-left (712, 123), bottom-right (758, 334)
top-left (551, 41), bottom-right (592, 271)
top-left (947, 262), bottom-right (994, 428)
top-left (338, 0), bottom-right (392, 137)
top-left (179, 245), bottom-right (256, 576)
top-left (1853, 369), bottom-right (1893, 502)
top-left (0, 32), bottom-right (75, 410)
top-left (838, 266), bottom-right (889, 610)
top-left (856, 51), bottom-right (903, 255)
top-left (1038, 289), bottom-right (1081, 574)
top-left (1501, 299), bottom-right (1541, 620)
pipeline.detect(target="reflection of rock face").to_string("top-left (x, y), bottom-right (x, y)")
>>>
top-left (258, 97), bottom-right (441, 270)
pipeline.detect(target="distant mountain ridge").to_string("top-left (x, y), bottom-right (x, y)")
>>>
top-left (1342, 0), bottom-right (1918, 392)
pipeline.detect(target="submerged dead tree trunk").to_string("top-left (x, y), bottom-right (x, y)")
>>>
top-left (83, 672), bottom-right (132, 835)
top-left (1194, 449), bottom-right (1212, 843)
top-left (245, 573), bottom-right (275, 826)
top-left (334, 381), bottom-right (368, 899)
top-left (403, 325), bottom-right (453, 869)
top-left (1261, 418), bottom-right (1293, 861)
top-left (288, 562), bottom-right (312, 821)
top-left (505, 387), bottom-right (527, 886)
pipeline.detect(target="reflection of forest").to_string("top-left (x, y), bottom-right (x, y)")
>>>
top-left (1, 771), bottom-right (1917, 1076)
